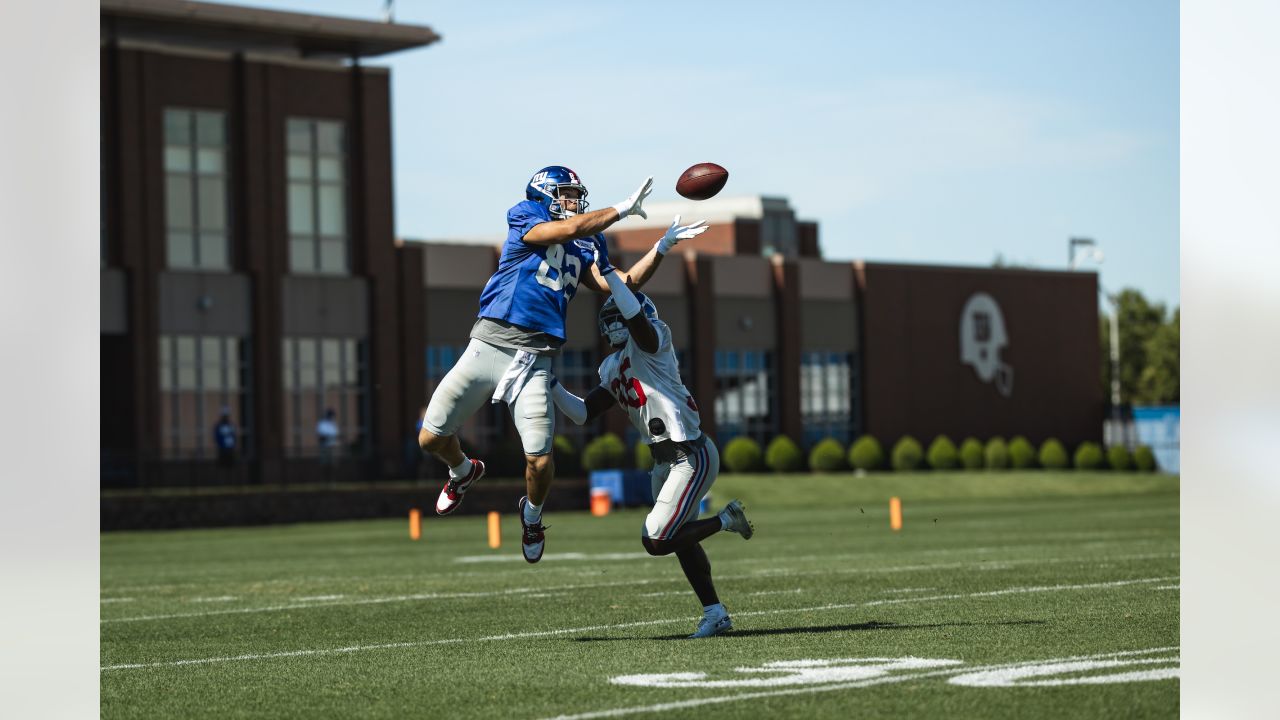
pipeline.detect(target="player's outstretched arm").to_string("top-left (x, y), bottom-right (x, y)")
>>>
top-left (615, 215), bottom-right (709, 289)
top-left (549, 379), bottom-right (616, 425)
top-left (592, 247), bottom-right (661, 353)
top-left (524, 177), bottom-right (654, 246)
top-left (582, 215), bottom-right (708, 292)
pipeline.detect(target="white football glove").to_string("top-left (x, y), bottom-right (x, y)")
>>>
top-left (655, 215), bottom-right (709, 255)
top-left (611, 176), bottom-right (654, 221)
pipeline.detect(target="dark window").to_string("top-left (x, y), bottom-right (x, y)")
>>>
top-left (163, 109), bottom-right (228, 270)
top-left (158, 335), bottom-right (251, 458)
top-left (286, 118), bottom-right (348, 274)
top-left (282, 337), bottom-right (368, 457)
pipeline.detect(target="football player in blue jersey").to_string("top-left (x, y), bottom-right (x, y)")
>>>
top-left (418, 166), bottom-right (708, 563)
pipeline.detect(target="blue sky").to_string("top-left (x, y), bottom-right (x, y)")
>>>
top-left (242, 0), bottom-right (1178, 307)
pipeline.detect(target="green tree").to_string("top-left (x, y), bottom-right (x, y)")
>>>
top-left (1100, 289), bottom-right (1177, 405)
top-left (1138, 308), bottom-right (1179, 403)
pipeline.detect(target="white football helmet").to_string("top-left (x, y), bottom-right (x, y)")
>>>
top-left (959, 292), bottom-right (1013, 397)
top-left (599, 292), bottom-right (659, 347)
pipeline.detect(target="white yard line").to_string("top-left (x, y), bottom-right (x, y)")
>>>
top-left (102, 579), bottom-right (681, 623)
top-left (101, 553), bottom-right (1179, 624)
top-left (101, 576), bottom-right (1174, 672)
top-left (190, 596), bottom-right (238, 603)
top-left (100, 598), bottom-right (135, 604)
top-left (455, 552), bottom-right (652, 564)
top-left (97, 547), bottom-right (1176, 595)
top-left (540, 648), bottom-right (1180, 720)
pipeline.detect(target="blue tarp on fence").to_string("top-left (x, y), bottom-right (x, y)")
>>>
top-left (589, 469), bottom-right (711, 515)
top-left (1132, 405), bottom-right (1180, 473)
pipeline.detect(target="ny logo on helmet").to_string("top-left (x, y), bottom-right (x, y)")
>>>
top-left (959, 292), bottom-right (1013, 397)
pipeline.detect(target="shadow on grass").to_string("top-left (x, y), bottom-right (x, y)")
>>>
top-left (572, 618), bottom-right (1045, 642)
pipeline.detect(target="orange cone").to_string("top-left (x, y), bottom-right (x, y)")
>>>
top-left (487, 511), bottom-right (501, 549)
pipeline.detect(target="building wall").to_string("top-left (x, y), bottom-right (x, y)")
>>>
top-left (101, 40), bottom-right (409, 485)
top-left (855, 262), bottom-right (1103, 447)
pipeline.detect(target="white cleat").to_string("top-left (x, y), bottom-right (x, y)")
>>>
top-left (518, 496), bottom-right (547, 564)
top-left (689, 614), bottom-right (733, 639)
top-left (720, 499), bottom-right (754, 540)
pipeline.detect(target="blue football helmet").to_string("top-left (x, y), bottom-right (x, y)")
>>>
top-left (527, 166), bottom-right (589, 219)
top-left (599, 292), bottom-right (659, 347)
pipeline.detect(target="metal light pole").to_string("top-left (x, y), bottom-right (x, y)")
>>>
top-left (1069, 238), bottom-right (1123, 437)
top-left (1069, 237), bottom-right (1102, 270)
top-left (1103, 292), bottom-right (1122, 413)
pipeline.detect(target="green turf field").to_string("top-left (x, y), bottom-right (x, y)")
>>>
top-left (101, 472), bottom-right (1179, 719)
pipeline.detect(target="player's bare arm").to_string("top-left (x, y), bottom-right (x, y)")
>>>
top-left (581, 215), bottom-right (709, 293)
top-left (587, 245), bottom-right (663, 353)
top-left (622, 307), bottom-right (661, 353)
top-left (522, 207), bottom-right (624, 246)
top-left (523, 176), bottom-right (654, 245)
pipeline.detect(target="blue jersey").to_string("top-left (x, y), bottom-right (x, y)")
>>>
top-left (476, 200), bottom-right (599, 340)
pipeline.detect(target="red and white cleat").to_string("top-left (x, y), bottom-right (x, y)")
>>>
top-left (435, 459), bottom-right (485, 516)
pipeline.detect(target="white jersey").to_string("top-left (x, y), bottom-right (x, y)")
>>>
top-left (597, 319), bottom-right (701, 443)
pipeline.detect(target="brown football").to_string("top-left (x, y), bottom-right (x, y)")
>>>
top-left (676, 162), bottom-right (729, 200)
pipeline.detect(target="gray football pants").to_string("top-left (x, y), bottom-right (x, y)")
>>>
top-left (422, 338), bottom-right (555, 456)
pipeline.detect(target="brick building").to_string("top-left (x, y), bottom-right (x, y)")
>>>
top-left (100, 1), bottom-right (1102, 490)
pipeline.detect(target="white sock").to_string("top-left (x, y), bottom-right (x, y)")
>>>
top-left (718, 511), bottom-right (730, 530)
top-left (523, 499), bottom-right (543, 525)
top-left (449, 458), bottom-right (473, 479)
top-left (703, 603), bottom-right (726, 618)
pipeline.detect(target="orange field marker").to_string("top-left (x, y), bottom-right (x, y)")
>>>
top-left (487, 511), bottom-right (501, 549)
top-left (409, 508), bottom-right (421, 541)
top-left (889, 497), bottom-right (903, 532)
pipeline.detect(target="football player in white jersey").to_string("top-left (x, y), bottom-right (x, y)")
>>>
top-left (549, 237), bottom-right (755, 638)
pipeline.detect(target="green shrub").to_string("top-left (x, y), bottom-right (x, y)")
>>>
top-left (1107, 445), bottom-right (1132, 471)
top-left (926, 435), bottom-right (959, 470)
top-left (808, 438), bottom-right (846, 472)
top-left (723, 436), bottom-right (763, 473)
top-left (1008, 436), bottom-right (1036, 469)
top-left (984, 437), bottom-right (1009, 470)
top-left (581, 432), bottom-right (627, 471)
top-left (553, 434), bottom-right (580, 476)
top-left (848, 435), bottom-right (885, 471)
top-left (635, 441), bottom-right (653, 471)
top-left (1038, 438), bottom-right (1069, 469)
top-left (1074, 441), bottom-right (1104, 470)
top-left (959, 437), bottom-right (984, 470)
top-left (765, 435), bottom-right (805, 473)
top-left (891, 435), bottom-right (924, 471)
top-left (1133, 445), bottom-right (1157, 472)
